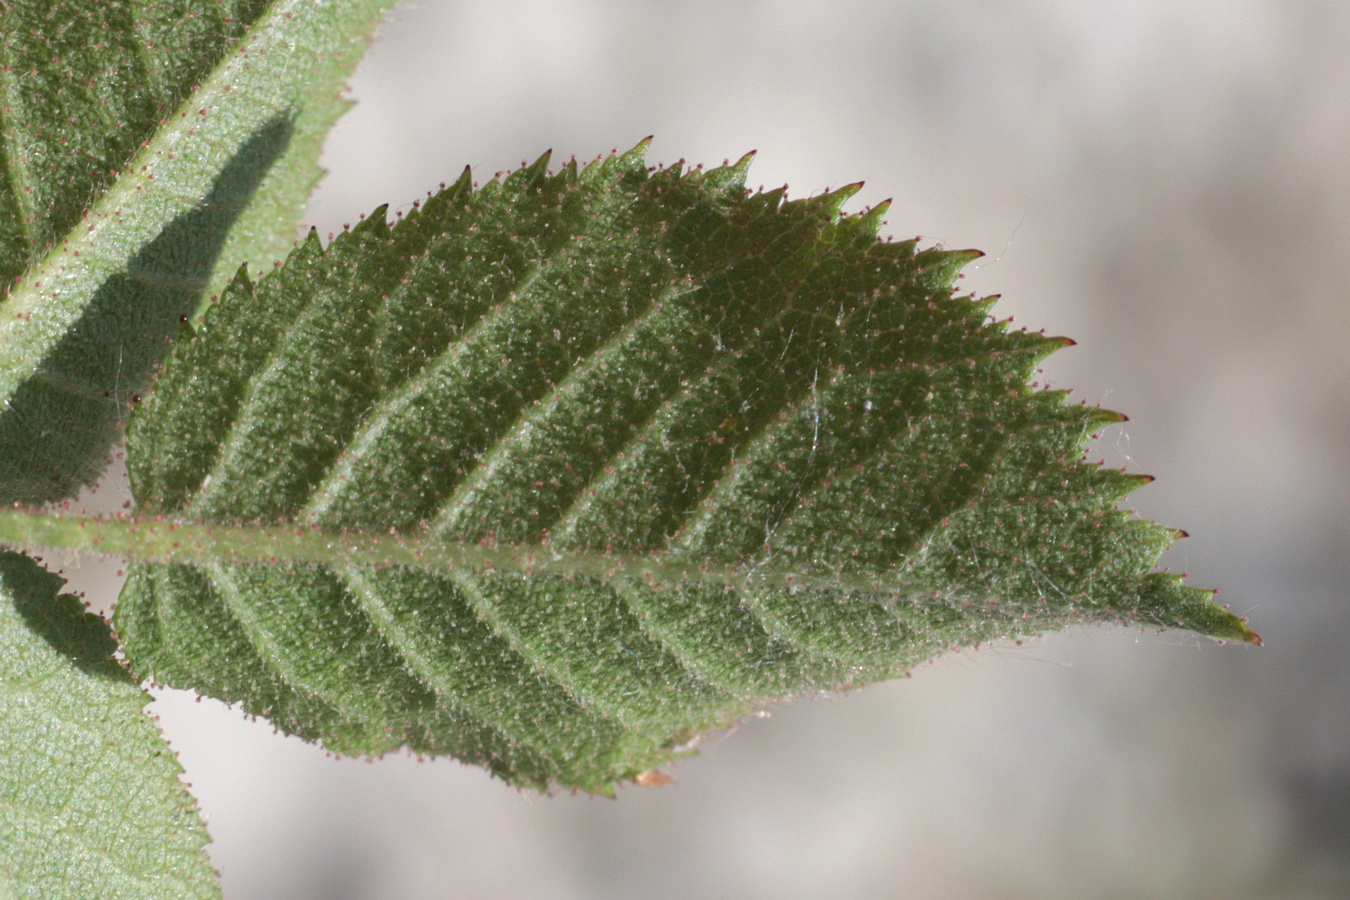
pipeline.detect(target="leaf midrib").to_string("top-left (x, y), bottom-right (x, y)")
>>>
top-left (0, 509), bottom-right (976, 603)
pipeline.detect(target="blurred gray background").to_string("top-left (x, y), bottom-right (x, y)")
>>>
top-left (71, 1), bottom-right (1350, 897)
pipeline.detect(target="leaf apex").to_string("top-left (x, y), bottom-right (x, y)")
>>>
top-left (1206, 593), bottom-right (1263, 646)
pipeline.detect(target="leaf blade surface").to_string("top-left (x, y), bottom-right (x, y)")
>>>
top-left (0, 0), bottom-right (395, 504)
top-left (0, 552), bottom-right (219, 899)
top-left (114, 147), bottom-right (1253, 792)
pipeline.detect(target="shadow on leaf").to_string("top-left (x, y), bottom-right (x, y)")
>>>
top-left (0, 550), bottom-right (132, 684)
top-left (0, 114), bottom-right (294, 505)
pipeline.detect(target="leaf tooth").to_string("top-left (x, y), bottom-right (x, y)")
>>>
top-left (1123, 471), bottom-right (1156, 489)
top-left (1092, 469), bottom-right (1157, 504)
top-left (815, 181), bottom-right (865, 218)
top-left (700, 149), bottom-right (755, 193)
top-left (1080, 403), bottom-right (1131, 431)
top-left (582, 139), bottom-right (651, 183)
top-left (824, 199), bottom-right (894, 251)
top-left (505, 149), bottom-right (552, 189)
top-left (300, 225), bottom-right (324, 253)
top-left (606, 137), bottom-right (653, 172)
top-left (475, 176), bottom-right (503, 198)
top-left (345, 204), bottom-right (390, 239)
top-left (972, 292), bottom-right (1000, 315)
top-left (913, 246), bottom-right (982, 289)
top-left (727, 148), bottom-right (757, 178)
top-left (446, 164), bottom-right (474, 199)
top-left (1034, 386), bottom-right (1072, 408)
top-left (750, 185), bottom-right (789, 212)
top-left (995, 329), bottom-right (1075, 369)
top-left (856, 197), bottom-right (892, 236)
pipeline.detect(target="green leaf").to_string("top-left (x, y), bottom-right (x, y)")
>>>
top-left (0, 0), bottom-right (395, 505)
top-left (101, 145), bottom-right (1252, 793)
top-left (0, 551), bottom-right (219, 899)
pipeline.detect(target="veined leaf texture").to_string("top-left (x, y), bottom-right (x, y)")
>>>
top-left (114, 144), bottom-right (1254, 793)
top-left (0, 552), bottom-right (219, 899)
top-left (0, 0), bottom-right (396, 504)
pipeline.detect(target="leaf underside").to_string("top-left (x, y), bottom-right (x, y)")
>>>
top-left (114, 145), bottom-right (1251, 793)
top-left (0, 552), bottom-right (219, 899)
top-left (0, 0), bottom-right (394, 504)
